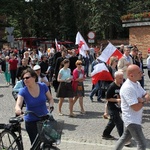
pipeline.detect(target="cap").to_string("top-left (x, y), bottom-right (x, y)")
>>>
top-left (33, 65), bottom-right (41, 71)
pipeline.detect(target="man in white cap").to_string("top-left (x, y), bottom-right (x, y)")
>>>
top-left (33, 65), bottom-right (50, 88)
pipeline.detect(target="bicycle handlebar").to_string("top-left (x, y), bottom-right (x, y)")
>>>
top-left (24, 111), bottom-right (52, 121)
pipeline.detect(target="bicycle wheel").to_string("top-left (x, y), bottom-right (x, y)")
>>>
top-left (0, 130), bottom-right (22, 150)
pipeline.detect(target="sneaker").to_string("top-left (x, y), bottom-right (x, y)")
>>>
top-left (97, 99), bottom-right (104, 103)
top-left (89, 96), bottom-right (93, 102)
top-left (102, 135), bottom-right (116, 140)
top-left (125, 141), bottom-right (131, 146)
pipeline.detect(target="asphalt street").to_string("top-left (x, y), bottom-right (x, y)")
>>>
top-left (0, 67), bottom-right (150, 150)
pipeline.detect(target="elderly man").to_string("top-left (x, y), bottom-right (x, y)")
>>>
top-left (118, 46), bottom-right (133, 80)
top-left (114, 65), bottom-right (150, 150)
top-left (102, 71), bottom-right (124, 140)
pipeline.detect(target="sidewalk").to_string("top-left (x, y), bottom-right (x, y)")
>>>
top-left (0, 69), bottom-right (150, 150)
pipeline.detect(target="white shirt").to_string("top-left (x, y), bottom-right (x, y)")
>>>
top-left (147, 56), bottom-right (150, 70)
top-left (38, 76), bottom-right (48, 83)
top-left (120, 79), bottom-right (146, 127)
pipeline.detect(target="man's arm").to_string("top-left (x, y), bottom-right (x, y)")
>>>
top-left (106, 98), bottom-right (121, 103)
top-left (131, 94), bottom-right (150, 111)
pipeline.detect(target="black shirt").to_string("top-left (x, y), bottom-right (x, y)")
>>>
top-left (106, 82), bottom-right (121, 111)
top-left (16, 65), bottom-right (30, 80)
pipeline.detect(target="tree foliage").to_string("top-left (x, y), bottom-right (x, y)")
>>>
top-left (0, 0), bottom-right (150, 42)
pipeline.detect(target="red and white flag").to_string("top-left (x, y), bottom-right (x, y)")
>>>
top-left (75, 32), bottom-right (89, 57)
top-left (91, 63), bottom-right (113, 85)
top-left (55, 38), bottom-right (60, 51)
top-left (98, 42), bottom-right (122, 64)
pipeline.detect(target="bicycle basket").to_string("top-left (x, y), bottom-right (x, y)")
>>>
top-left (37, 119), bottom-right (64, 144)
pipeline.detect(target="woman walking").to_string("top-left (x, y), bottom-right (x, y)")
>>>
top-left (4, 56), bottom-right (11, 85)
top-left (56, 59), bottom-right (75, 117)
top-left (72, 60), bottom-right (86, 114)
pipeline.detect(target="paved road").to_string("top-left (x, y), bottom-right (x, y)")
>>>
top-left (0, 67), bottom-right (150, 150)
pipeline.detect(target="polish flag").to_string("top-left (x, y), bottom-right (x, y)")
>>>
top-left (55, 38), bottom-right (60, 51)
top-left (91, 63), bottom-right (113, 85)
top-left (75, 32), bottom-right (89, 57)
top-left (98, 43), bottom-right (122, 64)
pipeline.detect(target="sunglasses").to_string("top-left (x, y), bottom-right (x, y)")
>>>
top-left (35, 69), bottom-right (41, 71)
top-left (23, 76), bottom-right (31, 80)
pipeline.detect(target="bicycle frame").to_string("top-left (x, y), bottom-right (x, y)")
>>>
top-left (0, 110), bottom-right (61, 150)
top-left (0, 123), bottom-right (44, 150)
top-left (0, 121), bottom-right (24, 150)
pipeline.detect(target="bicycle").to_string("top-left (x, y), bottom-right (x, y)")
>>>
top-left (0, 111), bottom-right (64, 150)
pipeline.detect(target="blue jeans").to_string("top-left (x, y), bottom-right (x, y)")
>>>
top-left (90, 81), bottom-right (102, 101)
top-left (114, 123), bottom-right (146, 150)
top-left (84, 63), bottom-right (89, 77)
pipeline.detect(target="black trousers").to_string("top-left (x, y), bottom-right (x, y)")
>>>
top-left (103, 108), bottom-right (123, 137)
top-left (10, 70), bottom-right (17, 86)
top-left (25, 121), bottom-right (38, 145)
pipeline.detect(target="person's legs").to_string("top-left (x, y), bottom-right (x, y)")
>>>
top-left (69, 98), bottom-right (75, 116)
top-left (73, 96), bottom-right (78, 105)
top-left (89, 83), bottom-right (99, 100)
top-left (58, 97), bottom-right (64, 115)
top-left (113, 111), bottom-right (124, 137)
top-left (148, 70), bottom-right (150, 79)
top-left (86, 64), bottom-right (89, 77)
top-left (128, 124), bottom-right (146, 150)
top-left (7, 72), bottom-right (11, 84)
top-left (114, 127), bottom-right (132, 150)
top-left (102, 114), bottom-right (115, 138)
top-left (10, 70), bottom-right (16, 86)
top-left (79, 96), bottom-right (85, 113)
top-left (25, 121), bottom-right (38, 145)
top-left (97, 81), bottom-right (103, 102)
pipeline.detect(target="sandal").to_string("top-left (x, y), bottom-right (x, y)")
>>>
top-left (69, 113), bottom-right (76, 117)
top-left (58, 113), bottom-right (64, 116)
top-left (80, 111), bottom-right (86, 114)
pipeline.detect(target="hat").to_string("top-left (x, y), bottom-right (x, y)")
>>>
top-left (33, 65), bottom-right (41, 71)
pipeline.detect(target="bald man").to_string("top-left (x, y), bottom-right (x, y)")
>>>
top-left (114, 65), bottom-right (150, 150)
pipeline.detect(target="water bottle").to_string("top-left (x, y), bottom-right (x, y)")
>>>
top-left (43, 123), bottom-right (59, 141)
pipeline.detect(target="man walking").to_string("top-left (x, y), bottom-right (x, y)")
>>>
top-left (102, 71), bottom-right (123, 139)
top-left (114, 65), bottom-right (150, 150)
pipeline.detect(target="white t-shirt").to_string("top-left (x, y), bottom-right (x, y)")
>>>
top-left (147, 56), bottom-right (150, 70)
top-left (120, 79), bottom-right (146, 127)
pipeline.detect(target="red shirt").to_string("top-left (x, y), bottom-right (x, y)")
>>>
top-left (9, 59), bottom-right (18, 70)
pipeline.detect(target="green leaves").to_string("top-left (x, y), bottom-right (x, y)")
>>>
top-left (0, 0), bottom-right (148, 41)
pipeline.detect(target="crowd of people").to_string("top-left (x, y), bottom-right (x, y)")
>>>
top-left (0, 43), bottom-right (150, 149)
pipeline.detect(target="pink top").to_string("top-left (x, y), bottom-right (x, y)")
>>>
top-left (72, 68), bottom-right (85, 91)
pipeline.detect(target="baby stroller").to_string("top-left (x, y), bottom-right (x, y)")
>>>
top-left (12, 80), bottom-right (26, 108)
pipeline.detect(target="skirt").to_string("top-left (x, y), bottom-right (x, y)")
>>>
top-left (74, 82), bottom-right (84, 97)
top-left (56, 82), bottom-right (74, 98)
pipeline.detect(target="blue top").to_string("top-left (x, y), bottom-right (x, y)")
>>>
top-left (13, 80), bottom-right (24, 92)
top-left (18, 82), bottom-right (49, 122)
top-left (59, 68), bottom-right (71, 80)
